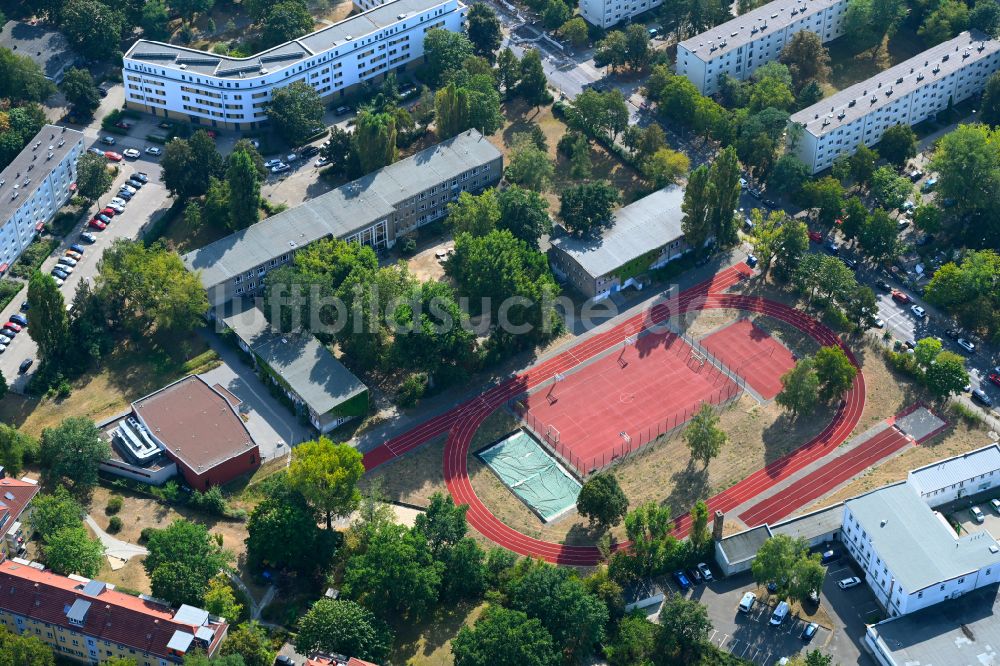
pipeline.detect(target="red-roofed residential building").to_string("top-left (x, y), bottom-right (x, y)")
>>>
top-left (306, 654), bottom-right (380, 666)
top-left (0, 474), bottom-right (39, 562)
top-left (0, 559), bottom-right (227, 664)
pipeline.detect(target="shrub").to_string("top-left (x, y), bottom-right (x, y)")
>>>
top-left (399, 236), bottom-right (417, 255)
top-left (107, 516), bottom-right (123, 533)
top-left (106, 495), bottom-right (124, 515)
top-left (189, 486), bottom-right (228, 516)
top-left (397, 373), bottom-right (427, 407)
top-left (139, 527), bottom-right (156, 543)
top-left (0, 281), bottom-right (23, 311)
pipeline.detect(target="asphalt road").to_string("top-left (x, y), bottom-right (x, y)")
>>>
top-left (0, 93), bottom-right (171, 393)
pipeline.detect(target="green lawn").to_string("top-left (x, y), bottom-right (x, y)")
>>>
top-left (827, 28), bottom-right (927, 92)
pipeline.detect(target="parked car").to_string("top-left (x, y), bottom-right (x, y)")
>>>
top-left (87, 147), bottom-right (104, 156)
top-left (18, 358), bottom-right (33, 374)
top-left (891, 289), bottom-right (911, 304)
top-left (110, 197), bottom-right (128, 207)
top-left (826, 241), bottom-right (840, 255)
top-left (96, 213), bottom-right (112, 224)
top-left (271, 163), bottom-right (291, 174)
top-left (101, 136), bottom-right (116, 145)
top-left (88, 219), bottom-right (107, 230)
top-left (911, 305), bottom-right (926, 318)
top-left (838, 577), bottom-right (862, 590)
top-left (672, 570), bottom-right (691, 591)
top-left (921, 177), bottom-right (938, 191)
top-left (58, 257), bottom-right (77, 267)
top-left (69, 243), bottom-right (85, 254)
top-left (957, 338), bottom-right (976, 353)
top-left (945, 328), bottom-right (960, 339)
top-left (315, 157), bottom-right (330, 167)
top-left (107, 202), bottom-right (125, 214)
top-left (335, 105), bottom-right (352, 116)
top-left (3, 322), bottom-right (21, 334)
top-left (145, 146), bottom-right (162, 156)
top-left (114, 121), bottom-right (132, 130)
top-left (875, 278), bottom-right (891, 291)
top-left (746, 254), bottom-right (758, 269)
top-left (122, 148), bottom-right (141, 159)
top-left (116, 189), bottom-right (133, 201)
top-left (808, 230), bottom-right (823, 243)
top-left (119, 184), bottom-right (137, 195)
top-left (991, 498), bottom-right (1000, 513)
top-left (101, 207), bottom-right (117, 218)
top-left (19, 301), bottom-right (28, 312)
top-left (264, 158), bottom-right (283, 168)
top-left (909, 169), bottom-right (924, 182)
top-left (126, 178), bottom-right (143, 189)
top-left (80, 232), bottom-right (97, 244)
top-left (820, 549), bottom-right (839, 565)
top-left (300, 145), bottom-right (320, 158)
top-left (686, 568), bottom-right (704, 585)
top-left (132, 172), bottom-right (149, 184)
top-left (738, 591), bottom-right (756, 613)
top-left (0, 335), bottom-right (12, 345)
top-left (972, 388), bottom-right (993, 407)
top-left (988, 373), bottom-right (1000, 388)
top-left (972, 506), bottom-right (986, 523)
top-left (104, 151), bottom-right (123, 162)
top-left (873, 317), bottom-right (885, 328)
top-left (9, 314), bottom-right (27, 327)
top-left (802, 622), bottom-right (819, 641)
top-left (51, 268), bottom-right (69, 280)
top-left (842, 257), bottom-right (858, 270)
top-left (770, 601), bottom-right (790, 625)
top-left (696, 562), bottom-right (714, 581)
top-left (275, 656), bottom-right (296, 666)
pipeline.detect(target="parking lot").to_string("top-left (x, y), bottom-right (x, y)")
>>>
top-left (945, 493), bottom-right (1000, 536)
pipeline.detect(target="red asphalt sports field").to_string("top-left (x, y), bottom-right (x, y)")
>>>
top-left (700, 318), bottom-right (797, 400)
top-left (519, 330), bottom-right (738, 475)
top-left (361, 264), bottom-right (868, 565)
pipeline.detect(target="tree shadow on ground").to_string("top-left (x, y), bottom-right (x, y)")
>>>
top-left (662, 459), bottom-right (709, 515)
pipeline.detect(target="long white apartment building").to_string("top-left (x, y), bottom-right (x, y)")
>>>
top-left (580, 0), bottom-right (662, 29)
top-left (122, 0), bottom-right (465, 131)
top-left (676, 0), bottom-right (849, 95)
top-left (0, 124), bottom-right (84, 274)
top-left (790, 30), bottom-right (1000, 173)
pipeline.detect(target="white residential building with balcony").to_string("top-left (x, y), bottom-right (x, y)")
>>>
top-left (675, 0), bottom-right (850, 94)
top-left (579, 0), bottom-right (662, 29)
top-left (0, 124), bottom-right (84, 275)
top-left (122, 0), bottom-right (465, 130)
top-left (789, 30), bottom-right (1000, 173)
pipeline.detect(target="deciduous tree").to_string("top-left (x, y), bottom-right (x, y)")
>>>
top-left (60, 67), bottom-right (100, 116)
top-left (559, 181), bottom-right (620, 236)
top-left (219, 623), bottom-right (272, 666)
top-left (813, 345), bottom-right (857, 402)
top-left (467, 3), bottom-right (502, 61)
top-left (295, 599), bottom-right (392, 663)
top-left (878, 124), bottom-right (917, 167)
top-left (655, 595), bottom-right (712, 662)
top-left (43, 525), bottom-right (104, 577)
top-left (144, 520), bottom-right (232, 607)
top-left (27, 272), bottom-right (70, 361)
top-left (353, 109), bottom-right (397, 172)
top-left (75, 152), bottom-right (114, 201)
top-left (39, 417), bottom-right (109, 491)
top-left (776, 358), bottom-right (820, 419)
top-left (452, 606), bottom-right (559, 666)
top-left (225, 148), bottom-right (260, 230)
top-left (577, 473), bottom-right (629, 529)
top-left (423, 29), bottom-right (474, 86)
top-left (266, 81), bottom-right (324, 147)
top-left (779, 31), bottom-right (831, 89)
top-left (288, 437), bottom-right (364, 529)
top-left (517, 49), bottom-right (550, 107)
top-left (925, 350), bottom-right (970, 399)
top-left (497, 185), bottom-right (550, 249)
top-left (644, 148), bottom-right (690, 187)
top-left (684, 403), bottom-right (727, 467)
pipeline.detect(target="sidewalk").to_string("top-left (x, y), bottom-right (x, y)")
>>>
top-left (84, 515), bottom-right (147, 562)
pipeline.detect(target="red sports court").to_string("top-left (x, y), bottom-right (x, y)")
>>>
top-left (518, 330), bottom-right (739, 476)
top-left (699, 319), bottom-right (797, 400)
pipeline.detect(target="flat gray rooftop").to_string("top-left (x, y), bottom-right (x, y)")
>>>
top-left (0, 124), bottom-right (84, 227)
top-left (867, 583), bottom-right (1000, 665)
top-left (770, 503), bottom-right (844, 542)
top-left (846, 483), bottom-right (1000, 593)
top-left (550, 186), bottom-right (685, 279)
top-left (791, 30), bottom-right (1000, 138)
top-left (908, 443), bottom-right (1000, 497)
top-left (125, 0), bottom-right (453, 77)
top-left (183, 129), bottom-right (500, 287)
top-left (223, 305), bottom-right (366, 416)
top-left (678, 0), bottom-right (845, 61)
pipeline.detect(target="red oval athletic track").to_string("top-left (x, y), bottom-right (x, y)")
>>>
top-left (362, 264), bottom-right (866, 566)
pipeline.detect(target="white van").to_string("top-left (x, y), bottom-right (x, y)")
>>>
top-left (770, 601), bottom-right (790, 626)
top-left (738, 591), bottom-right (756, 613)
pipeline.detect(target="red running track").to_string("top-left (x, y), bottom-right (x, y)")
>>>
top-left (737, 426), bottom-right (908, 527)
top-left (520, 330), bottom-right (737, 475)
top-left (363, 264), bottom-right (867, 565)
top-left (700, 318), bottom-right (797, 400)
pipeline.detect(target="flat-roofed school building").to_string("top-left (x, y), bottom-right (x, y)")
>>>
top-left (183, 130), bottom-right (502, 308)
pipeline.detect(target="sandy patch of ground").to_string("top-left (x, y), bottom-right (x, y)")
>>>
top-left (406, 241), bottom-right (453, 283)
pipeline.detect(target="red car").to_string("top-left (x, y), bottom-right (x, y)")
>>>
top-left (891, 289), bottom-right (911, 304)
top-left (100, 207), bottom-right (117, 218)
top-left (104, 151), bottom-right (123, 162)
top-left (114, 121), bottom-right (132, 130)
top-left (808, 230), bottom-right (823, 243)
top-left (88, 218), bottom-right (107, 230)
top-left (989, 373), bottom-right (1000, 388)
top-left (3, 322), bottom-right (22, 334)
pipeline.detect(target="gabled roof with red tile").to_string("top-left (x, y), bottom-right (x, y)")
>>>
top-left (0, 560), bottom-right (226, 660)
top-left (0, 477), bottom-right (39, 533)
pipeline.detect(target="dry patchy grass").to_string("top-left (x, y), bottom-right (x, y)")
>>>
top-left (360, 434), bottom-right (449, 507)
top-left (390, 601), bottom-right (486, 666)
top-left (0, 332), bottom-right (218, 438)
